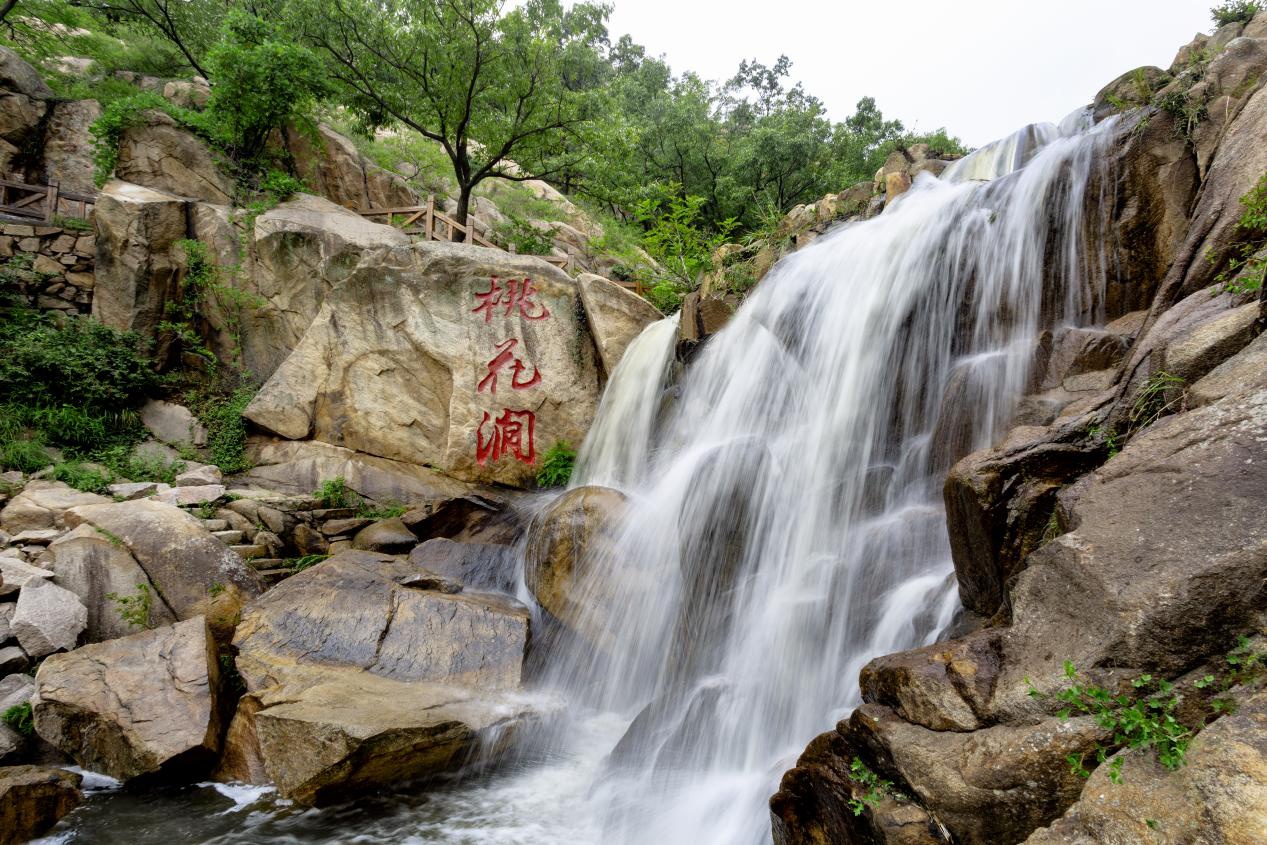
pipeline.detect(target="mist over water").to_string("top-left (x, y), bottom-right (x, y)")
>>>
top-left (45, 115), bottom-right (1119, 845)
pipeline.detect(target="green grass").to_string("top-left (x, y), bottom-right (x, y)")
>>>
top-left (535, 441), bottom-right (577, 488)
top-left (315, 476), bottom-right (354, 509)
top-left (1, 702), bottom-right (33, 737)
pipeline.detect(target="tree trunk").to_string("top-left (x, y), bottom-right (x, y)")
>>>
top-left (455, 184), bottom-right (472, 242)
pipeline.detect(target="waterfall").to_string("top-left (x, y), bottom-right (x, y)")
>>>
top-left (554, 118), bottom-right (1118, 845)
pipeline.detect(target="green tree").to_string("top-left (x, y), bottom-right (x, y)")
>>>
top-left (69, 0), bottom-right (228, 77)
top-left (293, 0), bottom-right (609, 235)
top-left (204, 10), bottom-right (329, 162)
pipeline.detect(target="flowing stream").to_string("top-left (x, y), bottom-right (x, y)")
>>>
top-left (43, 115), bottom-right (1117, 845)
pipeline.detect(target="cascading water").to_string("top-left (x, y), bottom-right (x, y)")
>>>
top-left (552, 116), bottom-right (1117, 845)
top-left (43, 116), bottom-right (1121, 845)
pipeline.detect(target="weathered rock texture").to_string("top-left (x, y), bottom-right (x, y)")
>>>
top-left (33, 617), bottom-right (220, 781)
top-left (577, 272), bottom-right (662, 376)
top-left (227, 550), bottom-right (535, 803)
top-left (244, 241), bottom-right (601, 487)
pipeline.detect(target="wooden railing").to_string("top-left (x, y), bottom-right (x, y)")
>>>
top-left (359, 197), bottom-right (499, 249)
top-left (0, 178), bottom-right (96, 223)
top-left (358, 195), bottom-right (646, 297)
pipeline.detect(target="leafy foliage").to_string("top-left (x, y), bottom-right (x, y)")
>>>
top-left (315, 476), bottom-right (354, 509)
top-left (106, 583), bottom-right (155, 630)
top-left (535, 440), bottom-right (576, 488)
top-left (1129, 371), bottom-right (1186, 432)
top-left (88, 91), bottom-right (217, 187)
top-left (287, 554), bottom-right (330, 572)
top-left (51, 460), bottom-right (113, 493)
top-left (495, 215), bottom-right (556, 256)
top-left (1211, 1), bottom-right (1262, 27)
top-left (1212, 171), bottom-right (1267, 295)
top-left (188, 383), bottom-right (255, 475)
top-left (205, 11), bottom-right (330, 163)
top-left (1, 702), bottom-right (33, 737)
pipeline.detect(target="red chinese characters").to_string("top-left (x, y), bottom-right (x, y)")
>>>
top-left (476, 409), bottom-right (536, 466)
top-left (472, 277), bottom-right (551, 323)
top-left (477, 338), bottom-right (541, 393)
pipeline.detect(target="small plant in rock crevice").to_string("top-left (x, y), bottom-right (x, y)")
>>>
top-left (1129, 371), bottom-right (1186, 433)
top-left (1211, 1), bottom-right (1263, 28)
top-left (845, 757), bottom-right (906, 815)
top-left (1, 702), bottom-right (34, 737)
top-left (536, 441), bottom-right (577, 488)
top-left (1210, 171), bottom-right (1267, 296)
top-left (106, 583), bottom-right (155, 630)
top-left (287, 554), bottom-right (330, 572)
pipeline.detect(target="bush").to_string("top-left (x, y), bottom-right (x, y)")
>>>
top-left (204, 11), bottom-right (330, 163)
top-left (189, 384), bottom-right (255, 475)
top-left (0, 314), bottom-right (156, 415)
top-left (535, 441), bottom-right (576, 488)
top-left (1212, 1), bottom-right (1262, 27)
top-left (1214, 171), bottom-right (1267, 295)
top-left (52, 460), bottom-right (113, 494)
top-left (495, 214), bottom-right (555, 255)
top-left (315, 476), bottom-right (354, 509)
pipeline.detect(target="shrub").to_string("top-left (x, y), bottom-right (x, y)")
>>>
top-left (204, 11), bottom-right (330, 163)
top-left (0, 314), bottom-right (156, 414)
top-left (494, 214), bottom-right (556, 256)
top-left (535, 441), bottom-right (577, 488)
top-left (1214, 171), bottom-right (1267, 295)
top-left (1, 702), bottom-right (33, 737)
top-left (94, 444), bottom-right (185, 485)
top-left (315, 476), bottom-right (355, 509)
top-left (1211, 1), bottom-right (1262, 27)
top-left (845, 758), bottom-right (905, 815)
top-left (194, 385), bottom-right (255, 475)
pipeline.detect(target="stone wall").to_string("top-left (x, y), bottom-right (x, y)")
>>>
top-left (0, 220), bottom-right (95, 315)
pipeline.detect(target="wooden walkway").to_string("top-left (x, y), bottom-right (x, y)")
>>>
top-left (0, 178), bottom-right (96, 223)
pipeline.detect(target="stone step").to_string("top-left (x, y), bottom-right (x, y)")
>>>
top-left (247, 558), bottom-right (286, 571)
top-left (201, 519), bottom-right (229, 532)
top-left (231, 544), bottom-right (266, 560)
top-left (310, 508), bottom-right (357, 520)
top-left (255, 568), bottom-right (294, 586)
top-left (212, 530), bottom-right (244, 545)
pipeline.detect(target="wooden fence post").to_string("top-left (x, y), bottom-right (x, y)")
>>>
top-left (425, 196), bottom-right (435, 242)
top-left (44, 179), bottom-right (59, 223)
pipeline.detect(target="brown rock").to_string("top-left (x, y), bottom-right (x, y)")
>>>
top-left (351, 517), bottom-right (416, 553)
top-left (0, 765), bottom-right (81, 845)
top-left (576, 272), bottom-right (662, 377)
top-left (33, 618), bottom-right (221, 781)
top-left (114, 111), bottom-right (233, 204)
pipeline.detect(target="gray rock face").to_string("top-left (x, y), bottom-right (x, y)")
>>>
top-left (0, 47), bottom-right (50, 153)
top-left (114, 111), bottom-right (234, 204)
top-left (33, 617), bottom-right (220, 781)
top-left (64, 500), bottom-right (261, 619)
top-left (1024, 688), bottom-right (1267, 844)
top-left (227, 550), bottom-right (535, 804)
top-left (1156, 300), bottom-right (1261, 384)
top-left (244, 241), bottom-right (602, 488)
top-left (408, 538), bottom-right (519, 594)
top-left (91, 180), bottom-right (186, 340)
top-left (234, 551), bottom-right (529, 691)
top-left (12, 580), bottom-right (87, 658)
top-left (1190, 329), bottom-right (1267, 406)
top-left (576, 273), bottom-right (662, 377)
top-left (0, 765), bottom-right (81, 845)
top-left (235, 193), bottom-right (411, 382)
top-left (0, 647), bottom-right (27, 675)
top-left (47, 524), bottom-right (177, 642)
top-left (350, 518), bottom-right (416, 553)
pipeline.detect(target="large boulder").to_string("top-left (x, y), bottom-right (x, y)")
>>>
top-left (232, 193), bottom-right (410, 381)
top-left (41, 99), bottom-right (101, 193)
top-left (0, 765), bottom-right (81, 845)
top-left (46, 523), bottom-right (177, 642)
top-left (1189, 329), bottom-right (1267, 406)
top-left (227, 550), bottom-right (535, 803)
top-left (114, 111), bottom-right (234, 204)
top-left (234, 551), bottom-right (528, 691)
top-left (1025, 687), bottom-right (1267, 844)
top-left (33, 617), bottom-right (220, 781)
top-left (64, 500), bottom-right (262, 620)
top-left (91, 180), bottom-right (187, 339)
top-left (244, 242), bottom-right (602, 487)
top-left (576, 273), bottom-right (662, 377)
top-left (0, 481), bottom-right (108, 534)
top-left (523, 486), bottom-right (631, 651)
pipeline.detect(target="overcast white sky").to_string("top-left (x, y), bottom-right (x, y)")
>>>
top-left (605, 0), bottom-right (1215, 147)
